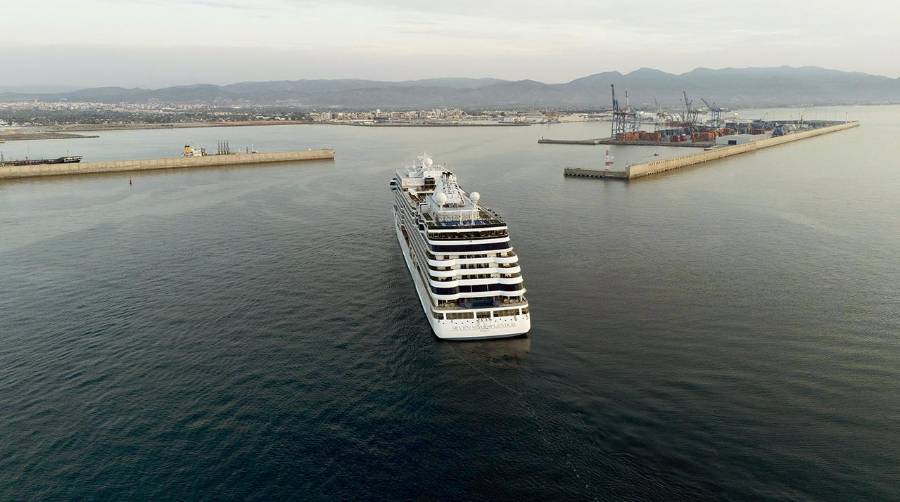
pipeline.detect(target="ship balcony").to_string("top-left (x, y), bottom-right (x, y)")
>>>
top-left (428, 275), bottom-right (523, 288)
top-left (425, 253), bottom-right (519, 268)
top-left (426, 236), bottom-right (510, 247)
top-left (426, 229), bottom-right (509, 241)
top-left (422, 208), bottom-right (506, 229)
top-left (434, 296), bottom-right (529, 311)
top-left (428, 268), bottom-right (521, 280)
top-left (429, 287), bottom-right (527, 302)
top-left (428, 263), bottom-right (522, 277)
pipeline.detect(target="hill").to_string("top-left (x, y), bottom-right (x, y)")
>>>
top-left (2, 67), bottom-right (898, 109)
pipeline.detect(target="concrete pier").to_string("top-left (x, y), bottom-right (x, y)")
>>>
top-left (563, 167), bottom-right (628, 179)
top-left (540, 138), bottom-right (606, 145)
top-left (540, 137), bottom-right (711, 147)
top-left (563, 122), bottom-right (858, 181)
top-left (0, 149), bottom-right (335, 180)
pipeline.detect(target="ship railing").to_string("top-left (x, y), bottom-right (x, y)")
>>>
top-left (434, 298), bottom-right (528, 311)
top-left (427, 230), bottom-right (509, 240)
top-left (422, 208), bottom-right (505, 229)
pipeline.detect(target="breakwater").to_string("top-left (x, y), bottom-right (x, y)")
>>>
top-left (540, 137), bottom-right (710, 147)
top-left (563, 167), bottom-right (628, 179)
top-left (0, 131), bottom-right (100, 142)
top-left (0, 149), bottom-right (335, 180)
top-left (563, 122), bottom-right (859, 180)
top-left (626, 122), bottom-right (858, 179)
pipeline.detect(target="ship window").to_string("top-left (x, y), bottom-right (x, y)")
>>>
top-left (494, 309), bottom-right (519, 317)
top-left (521, 307), bottom-right (529, 315)
top-left (446, 312), bottom-right (474, 320)
top-left (432, 311), bottom-right (445, 320)
top-left (476, 311), bottom-right (491, 319)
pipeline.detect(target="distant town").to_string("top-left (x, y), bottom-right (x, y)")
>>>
top-left (0, 100), bottom-right (608, 131)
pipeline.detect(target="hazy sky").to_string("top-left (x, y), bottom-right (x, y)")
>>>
top-left (2, 0), bottom-right (898, 88)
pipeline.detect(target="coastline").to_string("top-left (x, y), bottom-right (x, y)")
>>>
top-left (0, 119), bottom-right (535, 142)
top-left (0, 120), bottom-right (313, 143)
top-left (0, 131), bottom-right (100, 142)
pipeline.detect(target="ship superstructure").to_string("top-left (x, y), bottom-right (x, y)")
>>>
top-left (390, 154), bottom-right (530, 340)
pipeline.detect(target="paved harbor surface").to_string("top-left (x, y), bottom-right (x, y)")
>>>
top-left (540, 137), bottom-right (711, 147)
top-left (563, 121), bottom-right (859, 180)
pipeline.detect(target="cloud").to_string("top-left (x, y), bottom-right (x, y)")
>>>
top-left (1, 0), bottom-right (898, 85)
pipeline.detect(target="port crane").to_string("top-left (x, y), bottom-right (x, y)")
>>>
top-left (701, 98), bottom-right (724, 127)
top-left (682, 90), bottom-right (699, 129)
top-left (610, 84), bottom-right (640, 138)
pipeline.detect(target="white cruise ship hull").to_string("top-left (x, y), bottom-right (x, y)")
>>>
top-left (394, 215), bottom-right (531, 340)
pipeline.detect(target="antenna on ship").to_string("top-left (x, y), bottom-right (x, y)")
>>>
top-left (435, 192), bottom-right (447, 210)
top-left (470, 192), bottom-right (480, 224)
top-left (435, 191), bottom-right (448, 224)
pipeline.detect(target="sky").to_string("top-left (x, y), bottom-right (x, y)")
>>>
top-left (2, 0), bottom-right (898, 89)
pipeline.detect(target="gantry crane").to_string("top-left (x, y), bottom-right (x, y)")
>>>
top-left (701, 97), bottom-right (723, 127)
top-left (611, 84), bottom-right (640, 138)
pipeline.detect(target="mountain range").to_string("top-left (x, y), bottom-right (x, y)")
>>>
top-left (3, 67), bottom-right (899, 109)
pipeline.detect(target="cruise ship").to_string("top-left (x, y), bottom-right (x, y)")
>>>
top-left (390, 154), bottom-right (530, 340)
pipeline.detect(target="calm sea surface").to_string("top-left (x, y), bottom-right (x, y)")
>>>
top-left (1, 106), bottom-right (899, 500)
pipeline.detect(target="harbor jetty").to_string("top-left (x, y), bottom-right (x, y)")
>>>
top-left (563, 121), bottom-right (858, 180)
top-left (541, 137), bottom-right (711, 147)
top-left (0, 149), bottom-right (335, 180)
top-left (0, 131), bottom-right (100, 142)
